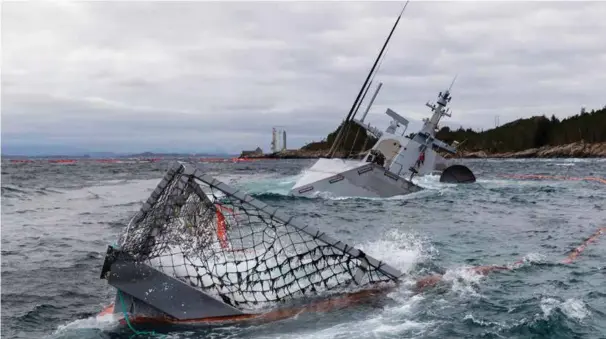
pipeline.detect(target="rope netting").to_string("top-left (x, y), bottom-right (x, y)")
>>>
top-left (117, 163), bottom-right (401, 311)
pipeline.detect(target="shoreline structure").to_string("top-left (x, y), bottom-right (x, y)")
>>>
top-left (240, 141), bottom-right (606, 159)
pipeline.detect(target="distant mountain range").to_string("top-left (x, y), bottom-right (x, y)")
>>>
top-left (1, 142), bottom-right (237, 158)
top-left (2, 151), bottom-right (235, 159)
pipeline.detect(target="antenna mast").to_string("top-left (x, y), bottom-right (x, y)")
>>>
top-left (327, 1), bottom-right (410, 158)
top-left (448, 74), bottom-right (458, 92)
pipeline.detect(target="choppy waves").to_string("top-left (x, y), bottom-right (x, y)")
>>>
top-left (2, 158), bottom-right (605, 339)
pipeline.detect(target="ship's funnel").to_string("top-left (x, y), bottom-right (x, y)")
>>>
top-left (439, 164), bottom-right (476, 184)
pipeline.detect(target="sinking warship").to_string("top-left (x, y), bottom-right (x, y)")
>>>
top-left (289, 3), bottom-right (475, 199)
top-left (289, 85), bottom-right (476, 198)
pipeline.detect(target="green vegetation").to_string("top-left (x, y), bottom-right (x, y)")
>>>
top-left (301, 106), bottom-right (605, 156)
top-left (301, 120), bottom-right (377, 155)
top-left (435, 106), bottom-right (606, 153)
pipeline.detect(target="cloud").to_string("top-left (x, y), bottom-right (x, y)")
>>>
top-left (2, 1), bottom-right (605, 154)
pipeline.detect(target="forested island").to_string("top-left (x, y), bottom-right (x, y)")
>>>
top-left (435, 106), bottom-right (606, 158)
top-left (244, 105), bottom-right (606, 159)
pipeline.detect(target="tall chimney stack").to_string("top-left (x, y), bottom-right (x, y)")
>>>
top-left (271, 128), bottom-right (277, 153)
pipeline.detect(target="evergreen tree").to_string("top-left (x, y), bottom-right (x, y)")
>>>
top-left (433, 106), bottom-right (606, 152)
top-left (302, 105), bottom-right (606, 154)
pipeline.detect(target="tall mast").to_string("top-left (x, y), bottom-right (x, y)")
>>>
top-left (421, 76), bottom-right (457, 136)
top-left (327, 1), bottom-right (410, 158)
top-left (352, 80), bottom-right (374, 120)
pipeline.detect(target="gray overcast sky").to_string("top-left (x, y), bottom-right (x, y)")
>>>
top-left (2, 1), bottom-right (606, 155)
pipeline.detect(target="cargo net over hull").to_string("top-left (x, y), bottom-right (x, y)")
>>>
top-left (118, 162), bottom-right (402, 312)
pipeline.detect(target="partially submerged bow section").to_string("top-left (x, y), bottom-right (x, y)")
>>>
top-left (290, 87), bottom-right (476, 198)
top-left (100, 162), bottom-right (403, 322)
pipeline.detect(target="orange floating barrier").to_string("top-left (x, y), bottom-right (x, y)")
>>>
top-left (561, 227), bottom-right (606, 264)
top-left (499, 174), bottom-right (606, 185)
top-left (415, 225), bottom-right (606, 292)
top-left (48, 159), bottom-right (77, 164)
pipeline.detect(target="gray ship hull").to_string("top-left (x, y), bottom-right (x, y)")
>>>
top-left (290, 162), bottom-right (423, 198)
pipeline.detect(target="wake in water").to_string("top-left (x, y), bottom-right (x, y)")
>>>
top-left (222, 172), bottom-right (303, 196)
top-left (221, 167), bottom-right (587, 206)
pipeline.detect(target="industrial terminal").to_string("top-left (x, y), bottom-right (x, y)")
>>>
top-left (239, 127), bottom-right (291, 158)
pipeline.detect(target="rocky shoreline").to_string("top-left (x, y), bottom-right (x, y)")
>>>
top-left (242, 141), bottom-right (606, 159)
top-left (450, 141), bottom-right (606, 159)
